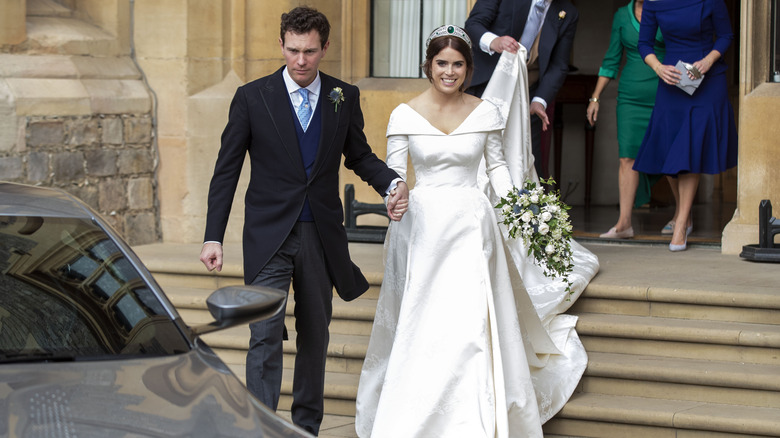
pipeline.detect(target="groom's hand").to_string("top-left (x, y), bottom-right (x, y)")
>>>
top-left (200, 242), bottom-right (223, 272)
top-left (387, 181), bottom-right (409, 221)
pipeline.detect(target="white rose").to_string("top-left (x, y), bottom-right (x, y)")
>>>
top-left (538, 223), bottom-right (550, 235)
top-left (545, 244), bottom-right (555, 255)
top-left (541, 211), bottom-right (552, 222)
top-left (529, 194), bottom-right (539, 203)
top-left (521, 211), bottom-right (533, 223)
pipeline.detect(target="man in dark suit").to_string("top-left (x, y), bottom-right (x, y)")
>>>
top-left (199, 6), bottom-right (408, 435)
top-left (465, 0), bottom-right (578, 177)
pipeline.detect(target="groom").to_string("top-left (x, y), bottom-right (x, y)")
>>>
top-left (200, 6), bottom-right (408, 435)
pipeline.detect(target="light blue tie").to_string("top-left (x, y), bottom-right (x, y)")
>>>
top-left (297, 88), bottom-right (312, 131)
top-left (520, 0), bottom-right (547, 50)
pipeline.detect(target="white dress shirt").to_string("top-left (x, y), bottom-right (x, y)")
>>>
top-left (283, 67), bottom-right (321, 126)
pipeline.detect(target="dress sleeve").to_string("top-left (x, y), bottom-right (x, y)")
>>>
top-left (385, 134), bottom-right (409, 183)
top-left (711, 0), bottom-right (734, 55)
top-left (598, 10), bottom-right (625, 79)
top-left (484, 130), bottom-right (514, 199)
top-left (637, 6), bottom-right (658, 61)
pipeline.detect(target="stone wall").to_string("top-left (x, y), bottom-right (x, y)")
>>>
top-left (0, 113), bottom-right (158, 245)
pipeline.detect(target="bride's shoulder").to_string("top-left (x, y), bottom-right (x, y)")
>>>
top-left (464, 99), bottom-right (505, 132)
top-left (386, 101), bottom-right (436, 137)
top-left (388, 102), bottom-right (416, 121)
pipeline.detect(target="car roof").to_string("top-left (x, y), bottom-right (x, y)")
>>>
top-left (0, 182), bottom-right (95, 219)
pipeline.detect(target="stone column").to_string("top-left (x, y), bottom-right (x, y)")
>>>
top-left (721, 1), bottom-right (780, 253)
top-left (0, 0), bottom-right (26, 45)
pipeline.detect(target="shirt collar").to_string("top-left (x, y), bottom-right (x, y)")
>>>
top-left (282, 67), bottom-right (321, 97)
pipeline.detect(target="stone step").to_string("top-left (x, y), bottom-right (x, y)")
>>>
top-left (181, 307), bottom-right (373, 337)
top-left (583, 351), bottom-right (780, 401)
top-left (582, 376), bottom-right (780, 410)
top-left (153, 271), bottom-right (245, 291)
top-left (201, 328), bottom-right (368, 363)
top-left (219, 360), bottom-right (359, 417)
top-left (212, 344), bottom-right (365, 376)
top-left (0, 54), bottom-right (142, 80)
top-left (24, 16), bottom-right (120, 57)
top-left (581, 335), bottom-right (780, 366)
top-left (545, 393), bottom-right (780, 438)
top-left (27, 0), bottom-right (74, 17)
top-left (570, 296), bottom-right (780, 326)
top-left (581, 283), bottom-right (780, 314)
top-left (169, 285), bottom-right (378, 336)
top-left (575, 313), bottom-right (780, 352)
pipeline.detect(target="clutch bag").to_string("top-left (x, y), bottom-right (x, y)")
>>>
top-left (674, 60), bottom-right (704, 95)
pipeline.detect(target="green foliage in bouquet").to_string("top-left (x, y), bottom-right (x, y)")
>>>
top-left (495, 178), bottom-right (574, 295)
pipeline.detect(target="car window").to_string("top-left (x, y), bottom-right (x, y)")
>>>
top-left (0, 215), bottom-right (190, 362)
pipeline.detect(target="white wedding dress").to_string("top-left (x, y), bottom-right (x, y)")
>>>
top-left (355, 50), bottom-right (599, 438)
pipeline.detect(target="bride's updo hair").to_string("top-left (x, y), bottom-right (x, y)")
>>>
top-left (422, 36), bottom-right (474, 92)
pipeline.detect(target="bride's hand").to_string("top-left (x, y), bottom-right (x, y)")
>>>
top-left (391, 197), bottom-right (409, 220)
top-left (386, 182), bottom-right (409, 221)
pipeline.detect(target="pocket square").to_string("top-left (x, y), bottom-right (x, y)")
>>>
top-left (674, 60), bottom-right (704, 95)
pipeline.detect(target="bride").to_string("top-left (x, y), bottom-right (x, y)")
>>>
top-left (355, 25), bottom-right (599, 437)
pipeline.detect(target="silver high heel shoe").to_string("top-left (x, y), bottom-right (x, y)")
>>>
top-left (669, 235), bottom-right (688, 252)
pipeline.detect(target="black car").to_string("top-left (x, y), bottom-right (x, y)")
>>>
top-left (0, 182), bottom-right (312, 437)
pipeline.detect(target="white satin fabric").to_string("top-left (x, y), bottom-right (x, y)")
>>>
top-left (355, 50), bottom-right (599, 438)
top-left (479, 49), bottom-right (600, 323)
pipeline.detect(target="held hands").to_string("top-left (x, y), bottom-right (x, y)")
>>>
top-left (490, 36), bottom-right (520, 54)
top-left (200, 242), bottom-right (223, 272)
top-left (386, 181), bottom-right (409, 221)
top-left (530, 101), bottom-right (550, 131)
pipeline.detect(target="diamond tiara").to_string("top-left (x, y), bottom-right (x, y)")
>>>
top-left (425, 24), bottom-right (472, 49)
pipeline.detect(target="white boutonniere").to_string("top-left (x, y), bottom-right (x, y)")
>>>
top-left (558, 11), bottom-right (566, 20)
top-left (328, 87), bottom-right (345, 112)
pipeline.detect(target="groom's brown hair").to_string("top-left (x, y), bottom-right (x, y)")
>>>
top-left (280, 6), bottom-right (330, 49)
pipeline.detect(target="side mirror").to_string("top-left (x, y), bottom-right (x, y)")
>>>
top-left (189, 285), bottom-right (286, 335)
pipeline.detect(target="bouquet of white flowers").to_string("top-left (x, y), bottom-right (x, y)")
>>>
top-left (495, 178), bottom-right (574, 295)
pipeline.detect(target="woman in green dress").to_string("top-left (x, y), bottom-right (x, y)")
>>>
top-left (587, 0), bottom-right (675, 239)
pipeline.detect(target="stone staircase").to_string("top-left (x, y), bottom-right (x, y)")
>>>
top-left (133, 242), bottom-right (780, 437)
top-left (549, 283), bottom-right (780, 437)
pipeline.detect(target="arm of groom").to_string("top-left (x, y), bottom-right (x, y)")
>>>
top-left (200, 84), bottom-right (252, 273)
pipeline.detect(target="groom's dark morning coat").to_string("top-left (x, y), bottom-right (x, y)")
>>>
top-left (204, 67), bottom-right (398, 300)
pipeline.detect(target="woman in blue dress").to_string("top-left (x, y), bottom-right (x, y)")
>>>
top-left (633, 0), bottom-right (738, 251)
